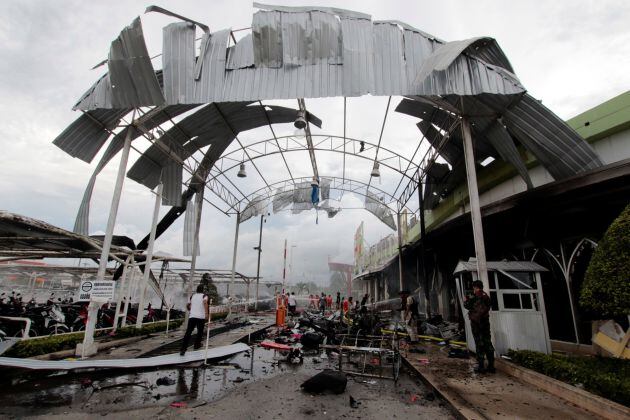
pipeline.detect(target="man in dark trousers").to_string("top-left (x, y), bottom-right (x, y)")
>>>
top-left (464, 280), bottom-right (495, 373)
top-left (180, 285), bottom-right (209, 356)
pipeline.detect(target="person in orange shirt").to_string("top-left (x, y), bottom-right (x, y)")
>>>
top-left (326, 294), bottom-right (332, 309)
top-left (342, 296), bottom-right (349, 314)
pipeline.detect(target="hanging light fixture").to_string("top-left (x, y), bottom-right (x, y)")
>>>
top-left (237, 163), bottom-right (247, 178)
top-left (294, 110), bottom-right (307, 129)
top-left (370, 161), bottom-right (380, 177)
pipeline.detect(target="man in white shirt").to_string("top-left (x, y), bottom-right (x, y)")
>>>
top-left (180, 285), bottom-right (209, 356)
top-left (287, 292), bottom-right (297, 315)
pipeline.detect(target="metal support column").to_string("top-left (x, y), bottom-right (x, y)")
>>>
top-left (417, 180), bottom-right (431, 317)
top-left (282, 239), bottom-right (287, 292)
top-left (122, 257), bottom-right (134, 326)
top-left (136, 182), bottom-right (162, 328)
top-left (228, 212), bottom-right (241, 313)
top-left (184, 190), bottom-right (205, 326)
top-left (254, 214), bottom-right (264, 311)
top-left (77, 114), bottom-right (134, 357)
top-left (397, 212), bottom-right (404, 292)
top-left (112, 256), bottom-right (131, 332)
top-left (461, 117), bottom-right (490, 291)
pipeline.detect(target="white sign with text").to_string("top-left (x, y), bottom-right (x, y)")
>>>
top-left (78, 280), bottom-right (115, 302)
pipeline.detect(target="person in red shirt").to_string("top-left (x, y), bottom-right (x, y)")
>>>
top-left (326, 294), bottom-right (332, 309)
top-left (342, 297), bottom-right (349, 314)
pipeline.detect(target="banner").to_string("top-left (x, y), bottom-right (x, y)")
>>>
top-left (354, 222), bottom-right (364, 272)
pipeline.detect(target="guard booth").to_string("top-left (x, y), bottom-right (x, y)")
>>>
top-left (454, 260), bottom-right (551, 355)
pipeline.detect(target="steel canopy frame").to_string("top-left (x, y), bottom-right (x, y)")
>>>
top-left (236, 176), bottom-right (400, 212)
top-left (208, 134), bottom-right (420, 186)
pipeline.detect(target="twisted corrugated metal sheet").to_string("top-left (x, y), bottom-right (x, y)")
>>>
top-left (72, 6), bottom-right (525, 109)
top-left (127, 103), bottom-right (321, 191)
top-left (182, 194), bottom-right (199, 256)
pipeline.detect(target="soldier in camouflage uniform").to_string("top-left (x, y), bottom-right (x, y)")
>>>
top-left (464, 280), bottom-right (495, 373)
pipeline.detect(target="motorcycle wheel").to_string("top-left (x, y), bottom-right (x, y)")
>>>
top-left (48, 324), bottom-right (70, 335)
top-left (13, 327), bottom-right (38, 338)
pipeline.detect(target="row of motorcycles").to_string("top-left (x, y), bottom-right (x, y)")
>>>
top-left (0, 295), bottom-right (176, 338)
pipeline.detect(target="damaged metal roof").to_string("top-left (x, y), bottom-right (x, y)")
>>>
top-left (72, 4), bottom-right (524, 110)
top-left (51, 3), bottom-right (604, 235)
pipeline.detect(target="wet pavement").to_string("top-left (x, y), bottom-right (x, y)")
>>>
top-left (0, 322), bottom-right (453, 419)
top-left (0, 344), bottom-right (305, 417)
top-left (403, 341), bottom-right (602, 419)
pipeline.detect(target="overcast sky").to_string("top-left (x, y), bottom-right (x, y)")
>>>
top-left (1, 0), bottom-right (628, 288)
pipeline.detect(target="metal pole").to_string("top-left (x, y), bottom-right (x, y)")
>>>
top-left (282, 239), bottom-right (287, 291)
top-left (184, 190), bottom-right (204, 326)
top-left (254, 214), bottom-right (263, 311)
top-left (79, 112), bottom-right (135, 357)
top-left (122, 258), bottom-right (134, 326)
top-left (228, 212), bottom-right (241, 314)
top-left (417, 180), bottom-right (431, 317)
top-left (204, 299), bottom-right (213, 364)
top-left (136, 182), bottom-right (163, 328)
top-left (112, 256), bottom-right (131, 332)
top-left (397, 212), bottom-right (404, 292)
top-left (461, 116), bottom-right (490, 291)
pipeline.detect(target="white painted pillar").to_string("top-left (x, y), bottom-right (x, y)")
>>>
top-left (112, 257), bottom-right (131, 332)
top-left (228, 212), bottom-right (241, 314)
top-left (136, 183), bottom-right (163, 328)
top-left (397, 212), bottom-right (404, 292)
top-left (254, 214), bottom-right (263, 311)
top-left (184, 190), bottom-right (204, 326)
top-left (77, 113), bottom-right (134, 357)
top-left (122, 258), bottom-right (135, 326)
top-left (461, 117), bottom-right (490, 291)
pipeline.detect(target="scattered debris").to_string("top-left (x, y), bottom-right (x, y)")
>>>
top-left (424, 392), bottom-right (436, 401)
top-left (93, 381), bottom-right (148, 391)
top-left (301, 369), bottom-right (347, 394)
top-left (287, 348), bottom-right (304, 364)
top-left (156, 376), bottom-right (176, 386)
top-left (448, 347), bottom-right (469, 359)
top-left (300, 332), bottom-right (324, 349)
top-left (408, 347), bottom-right (426, 354)
top-left (169, 401), bottom-right (187, 408)
top-left (349, 395), bottom-right (360, 408)
top-left (232, 377), bottom-right (246, 383)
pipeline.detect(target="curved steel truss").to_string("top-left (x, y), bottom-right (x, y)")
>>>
top-left (209, 134), bottom-right (420, 184)
top-left (238, 175), bottom-right (399, 212)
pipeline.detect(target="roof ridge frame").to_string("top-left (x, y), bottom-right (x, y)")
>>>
top-left (253, 2), bottom-right (371, 20)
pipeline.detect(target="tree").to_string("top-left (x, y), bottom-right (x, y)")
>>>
top-left (200, 274), bottom-right (220, 306)
top-left (294, 281), bottom-right (319, 295)
top-left (580, 203), bottom-right (630, 318)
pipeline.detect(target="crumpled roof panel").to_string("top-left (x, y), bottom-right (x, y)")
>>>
top-left (52, 108), bottom-right (129, 163)
top-left (73, 5), bottom-right (524, 109)
top-left (162, 22), bottom-right (197, 104)
top-left (364, 191), bottom-right (396, 230)
top-left (71, 104), bottom-right (198, 235)
top-left (127, 103), bottom-right (322, 190)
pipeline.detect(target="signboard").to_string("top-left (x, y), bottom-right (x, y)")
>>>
top-left (78, 280), bottom-right (115, 302)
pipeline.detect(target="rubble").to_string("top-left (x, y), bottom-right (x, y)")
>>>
top-left (301, 369), bottom-right (347, 394)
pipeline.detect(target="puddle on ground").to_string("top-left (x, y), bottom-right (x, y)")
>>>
top-left (0, 346), bottom-right (338, 416)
